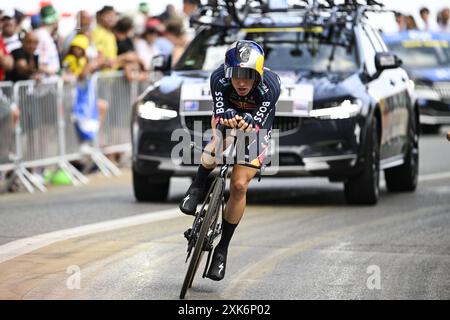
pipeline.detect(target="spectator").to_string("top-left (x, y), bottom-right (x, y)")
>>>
top-left (63, 34), bottom-right (90, 79)
top-left (0, 16), bottom-right (18, 167)
top-left (0, 29), bottom-right (13, 82)
top-left (157, 5), bottom-right (177, 24)
top-left (152, 19), bottom-right (174, 57)
top-left (405, 15), bottom-right (418, 30)
top-left (61, 10), bottom-right (93, 58)
top-left (134, 2), bottom-right (151, 35)
top-left (114, 17), bottom-right (136, 56)
top-left (437, 8), bottom-right (450, 32)
top-left (113, 16), bottom-right (147, 81)
top-left (62, 34), bottom-right (108, 128)
top-left (181, 0), bottom-right (200, 41)
top-left (77, 11), bottom-right (93, 38)
top-left (419, 7), bottom-right (435, 31)
top-left (165, 18), bottom-right (188, 66)
top-left (35, 5), bottom-right (61, 77)
top-left (0, 87), bottom-right (19, 192)
top-left (394, 11), bottom-right (407, 32)
top-left (92, 6), bottom-right (118, 70)
top-left (14, 9), bottom-right (27, 40)
top-left (447, 131), bottom-right (450, 141)
top-left (183, 0), bottom-right (199, 18)
top-left (2, 9), bottom-right (22, 53)
top-left (30, 14), bottom-right (41, 30)
top-left (5, 32), bottom-right (39, 82)
top-left (135, 22), bottom-right (162, 70)
top-left (139, 2), bottom-right (151, 18)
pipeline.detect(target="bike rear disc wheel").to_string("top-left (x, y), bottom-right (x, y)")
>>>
top-left (180, 178), bottom-right (223, 299)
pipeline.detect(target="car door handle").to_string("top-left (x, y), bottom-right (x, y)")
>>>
top-left (390, 79), bottom-right (396, 86)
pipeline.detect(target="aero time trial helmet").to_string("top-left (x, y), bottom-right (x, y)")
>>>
top-left (224, 40), bottom-right (265, 82)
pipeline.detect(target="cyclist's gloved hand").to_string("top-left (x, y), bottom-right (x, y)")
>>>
top-left (238, 112), bottom-right (255, 131)
top-left (220, 108), bottom-right (239, 128)
top-left (243, 113), bottom-right (255, 126)
top-left (223, 108), bottom-right (238, 120)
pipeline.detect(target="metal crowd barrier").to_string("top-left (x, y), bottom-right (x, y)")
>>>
top-left (61, 78), bottom-right (120, 178)
top-left (95, 71), bottom-right (136, 155)
top-left (13, 78), bottom-right (87, 192)
top-left (0, 71), bottom-right (147, 193)
top-left (0, 82), bottom-right (15, 172)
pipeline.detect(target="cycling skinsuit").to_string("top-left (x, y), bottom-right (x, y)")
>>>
top-left (210, 64), bottom-right (281, 167)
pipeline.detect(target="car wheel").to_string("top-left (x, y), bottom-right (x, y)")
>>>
top-left (133, 167), bottom-right (170, 202)
top-left (385, 116), bottom-right (419, 192)
top-left (344, 119), bottom-right (380, 205)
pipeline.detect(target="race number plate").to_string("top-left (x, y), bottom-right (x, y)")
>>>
top-left (180, 83), bottom-right (212, 114)
top-left (276, 84), bottom-right (314, 117)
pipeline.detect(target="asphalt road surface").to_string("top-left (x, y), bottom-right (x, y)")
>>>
top-left (0, 132), bottom-right (449, 300)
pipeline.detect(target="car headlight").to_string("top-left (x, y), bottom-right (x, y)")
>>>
top-left (414, 85), bottom-right (441, 101)
top-left (310, 99), bottom-right (363, 120)
top-left (137, 101), bottom-right (177, 120)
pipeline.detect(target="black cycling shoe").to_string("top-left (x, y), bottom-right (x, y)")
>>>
top-left (206, 250), bottom-right (227, 281)
top-left (179, 185), bottom-right (204, 216)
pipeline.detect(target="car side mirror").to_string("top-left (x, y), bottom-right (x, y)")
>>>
top-left (151, 54), bottom-right (172, 74)
top-left (375, 52), bottom-right (402, 71)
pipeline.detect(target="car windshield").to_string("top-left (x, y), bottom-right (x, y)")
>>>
top-left (386, 40), bottom-right (450, 69)
top-left (174, 28), bottom-right (358, 74)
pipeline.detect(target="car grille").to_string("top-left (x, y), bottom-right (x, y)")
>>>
top-left (183, 116), bottom-right (302, 134)
top-left (433, 82), bottom-right (450, 102)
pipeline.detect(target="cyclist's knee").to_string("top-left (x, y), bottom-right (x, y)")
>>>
top-left (230, 178), bottom-right (249, 197)
top-left (200, 154), bottom-right (217, 169)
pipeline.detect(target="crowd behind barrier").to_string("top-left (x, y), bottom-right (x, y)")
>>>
top-left (0, 1), bottom-right (202, 194)
top-left (0, 71), bottom-right (152, 193)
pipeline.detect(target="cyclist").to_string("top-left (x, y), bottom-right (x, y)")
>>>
top-left (179, 40), bottom-right (281, 281)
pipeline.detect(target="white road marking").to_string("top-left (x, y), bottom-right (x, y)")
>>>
top-left (0, 171), bottom-right (449, 265)
top-left (418, 171), bottom-right (450, 183)
top-left (0, 208), bottom-right (182, 264)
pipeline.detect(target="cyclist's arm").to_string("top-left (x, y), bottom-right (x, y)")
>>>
top-left (252, 72), bottom-right (281, 130)
top-left (210, 66), bottom-right (231, 124)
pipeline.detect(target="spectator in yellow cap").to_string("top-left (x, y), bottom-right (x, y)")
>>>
top-left (63, 34), bottom-right (89, 77)
top-left (63, 34), bottom-right (108, 128)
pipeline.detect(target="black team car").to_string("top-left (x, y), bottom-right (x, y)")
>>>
top-left (382, 30), bottom-right (450, 133)
top-left (131, 0), bottom-right (419, 205)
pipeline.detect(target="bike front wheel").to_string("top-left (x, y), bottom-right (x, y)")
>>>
top-left (180, 178), bottom-right (224, 299)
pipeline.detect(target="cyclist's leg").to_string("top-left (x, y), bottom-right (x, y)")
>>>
top-left (221, 111), bottom-right (274, 227)
top-left (180, 116), bottom-right (235, 215)
top-left (206, 164), bottom-right (257, 281)
top-left (221, 116), bottom-right (274, 223)
top-left (224, 165), bottom-right (258, 224)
